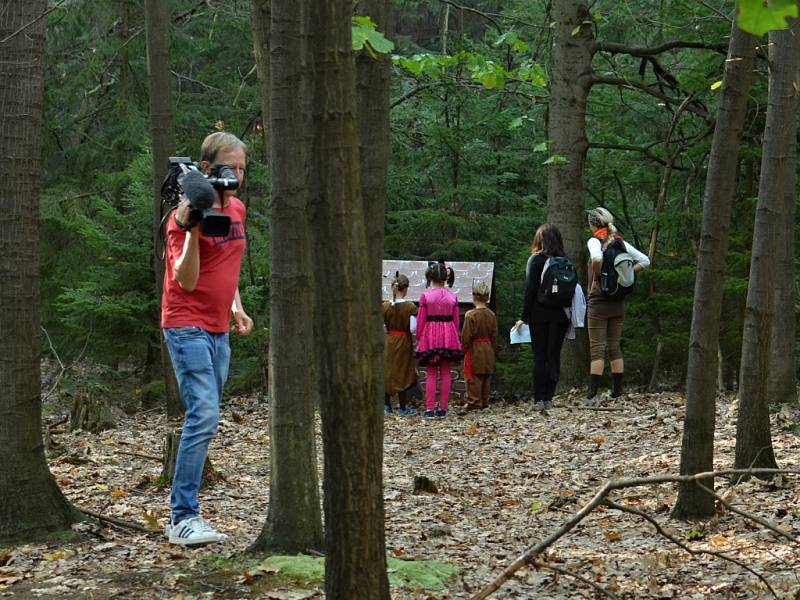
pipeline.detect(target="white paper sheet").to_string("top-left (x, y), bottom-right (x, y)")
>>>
top-left (510, 323), bottom-right (531, 344)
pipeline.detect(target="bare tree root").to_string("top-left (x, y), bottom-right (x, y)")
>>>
top-left (470, 468), bottom-right (800, 600)
top-left (603, 500), bottom-right (778, 598)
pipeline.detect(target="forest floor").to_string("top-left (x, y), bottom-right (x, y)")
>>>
top-left (3, 387), bottom-right (800, 599)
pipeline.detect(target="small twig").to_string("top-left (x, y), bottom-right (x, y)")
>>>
top-left (48, 415), bottom-right (69, 430)
top-left (434, 0), bottom-right (544, 30)
top-left (41, 326), bottom-right (92, 401)
top-left (0, 0), bottom-right (68, 45)
top-left (78, 508), bottom-right (154, 534)
top-left (530, 559), bottom-right (619, 599)
top-left (604, 500), bottom-right (778, 598)
top-left (232, 63), bottom-right (257, 106)
top-left (169, 70), bottom-right (222, 92)
top-left (118, 450), bottom-right (162, 462)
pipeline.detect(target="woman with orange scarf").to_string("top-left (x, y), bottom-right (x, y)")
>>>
top-left (585, 208), bottom-right (650, 403)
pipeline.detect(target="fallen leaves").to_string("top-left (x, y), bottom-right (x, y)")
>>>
top-left (4, 390), bottom-right (794, 599)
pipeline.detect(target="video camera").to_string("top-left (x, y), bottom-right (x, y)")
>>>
top-left (160, 156), bottom-right (240, 237)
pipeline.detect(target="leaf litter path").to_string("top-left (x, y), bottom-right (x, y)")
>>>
top-left (3, 392), bottom-right (800, 599)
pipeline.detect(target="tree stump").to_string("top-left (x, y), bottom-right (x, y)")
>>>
top-left (160, 430), bottom-right (222, 488)
top-left (413, 475), bottom-right (438, 495)
top-left (69, 386), bottom-right (115, 433)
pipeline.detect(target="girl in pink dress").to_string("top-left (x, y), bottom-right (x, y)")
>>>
top-left (415, 260), bottom-right (463, 418)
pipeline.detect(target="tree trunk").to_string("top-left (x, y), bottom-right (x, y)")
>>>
top-left (161, 430), bottom-right (220, 487)
top-left (734, 18), bottom-right (800, 473)
top-left (547, 0), bottom-right (594, 388)
top-left (672, 19), bottom-right (757, 519)
top-left (249, 0), bottom-right (324, 555)
top-left (251, 0), bottom-right (271, 164)
top-left (307, 0), bottom-right (390, 597)
top-left (767, 132), bottom-right (797, 405)
top-left (0, 0), bottom-right (79, 543)
top-left (144, 0), bottom-right (182, 419)
top-left (355, 0), bottom-right (391, 511)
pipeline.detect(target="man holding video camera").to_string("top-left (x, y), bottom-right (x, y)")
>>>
top-left (161, 131), bottom-right (253, 545)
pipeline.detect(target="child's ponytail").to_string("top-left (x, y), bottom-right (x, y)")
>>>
top-left (391, 270), bottom-right (399, 303)
top-left (391, 271), bottom-right (410, 303)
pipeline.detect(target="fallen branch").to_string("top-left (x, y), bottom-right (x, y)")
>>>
top-left (470, 468), bottom-right (800, 600)
top-left (118, 450), bottom-right (162, 462)
top-left (530, 559), bottom-right (619, 599)
top-left (604, 500), bottom-right (778, 598)
top-left (696, 481), bottom-right (797, 544)
top-left (78, 508), bottom-right (154, 535)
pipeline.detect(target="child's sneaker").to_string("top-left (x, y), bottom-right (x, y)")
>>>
top-left (424, 410), bottom-right (436, 418)
top-left (384, 405), bottom-right (393, 414)
top-left (435, 409), bottom-right (447, 418)
top-left (397, 407), bottom-right (417, 416)
top-left (167, 517), bottom-right (228, 545)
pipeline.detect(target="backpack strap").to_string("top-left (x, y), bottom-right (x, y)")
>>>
top-left (539, 256), bottom-right (551, 284)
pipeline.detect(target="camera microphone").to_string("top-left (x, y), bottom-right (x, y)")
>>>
top-left (180, 171), bottom-right (216, 210)
top-left (178, 171), bottom-right (231, 237)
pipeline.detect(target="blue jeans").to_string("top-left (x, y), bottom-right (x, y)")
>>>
top-left (163, 327), bottom-right (230, 524)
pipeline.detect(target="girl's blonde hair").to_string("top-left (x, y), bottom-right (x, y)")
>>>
top-left (472, 281), bottom-right (490, 302)
top-left (587, 207), bottom-right (618, 235)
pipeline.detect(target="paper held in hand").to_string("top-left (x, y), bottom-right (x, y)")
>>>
top-left (510, 323), bottom-right (531, 344)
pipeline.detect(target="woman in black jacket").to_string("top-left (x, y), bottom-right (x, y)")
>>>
top-left (514, 224), bottom-right (571, 410)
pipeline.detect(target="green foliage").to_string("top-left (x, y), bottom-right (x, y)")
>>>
top-left (353, 16), bottom-right (395, 55)
top-left (42, 153), bottom-right (157, 362)
top-left (737, 0), bottom-right (798, 36)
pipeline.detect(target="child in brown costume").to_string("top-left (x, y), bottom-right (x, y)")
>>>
top-left (461, 282), bottom-right (498, 410)
top-left (383, 273), bottom-right (418, 415)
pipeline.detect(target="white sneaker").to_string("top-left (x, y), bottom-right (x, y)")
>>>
top-left (167, 517), bottom-right (228, 545)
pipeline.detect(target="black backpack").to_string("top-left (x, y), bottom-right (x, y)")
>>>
top-left (600, 238), bottom-right (636, 298)
top-left (537, 256), bottom-right (578, 307)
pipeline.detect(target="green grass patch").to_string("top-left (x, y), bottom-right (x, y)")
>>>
top-left (262, 555), bottom-right (457, 591)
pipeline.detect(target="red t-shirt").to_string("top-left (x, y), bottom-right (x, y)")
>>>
top-left (161, 198), bottom-right (247, 333)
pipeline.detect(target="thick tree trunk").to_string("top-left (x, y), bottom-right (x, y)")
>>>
top-left (144, 0), bottom-right (182, 419)
top-left (672, 20), bottom-right (757, 519)
top-left (547, 0), bottom-right (594, 388)
top-left (767, 138), bottom-right (797, 405)
top-left (0, 0), bottom-right (79, 543)
top-left (734, 19), bottom-right (800, 473)
top-left (355, 0), bottom-right (391, 485)
top-left (249, 0), bottom-right (323, 555)
top-left (307, 0), bottom-right (390, 597)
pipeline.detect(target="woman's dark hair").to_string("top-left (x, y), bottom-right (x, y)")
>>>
top-left (425, 259), bottom-right (455, 287)
top-left (531, 224), bottom-right (565, 257)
